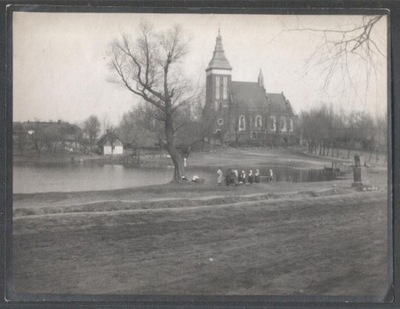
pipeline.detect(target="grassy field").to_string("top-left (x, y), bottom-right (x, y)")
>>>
top-left (11, 148), bottom-right (390, 298)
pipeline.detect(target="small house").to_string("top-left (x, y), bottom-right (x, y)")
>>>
top-left (97, 131), bottom-right (124, 155)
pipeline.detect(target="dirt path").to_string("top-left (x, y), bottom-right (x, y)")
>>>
top-left (12, 189), bottom-right (388, 297)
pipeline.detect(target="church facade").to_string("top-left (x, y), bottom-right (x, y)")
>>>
top-left (204, 31), bottom-right (298, 146)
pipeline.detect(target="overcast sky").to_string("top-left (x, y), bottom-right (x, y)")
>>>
top-left (13, 12), bottom-right (387, 127)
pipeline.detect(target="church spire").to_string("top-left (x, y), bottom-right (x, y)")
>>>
top-left (258, 69), bottom-right (264, 88)
top-left (206, 29), bottom-right (232, 72)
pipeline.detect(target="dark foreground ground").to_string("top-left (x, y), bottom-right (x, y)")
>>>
top-left (11, 148), bottom-right (390, 298)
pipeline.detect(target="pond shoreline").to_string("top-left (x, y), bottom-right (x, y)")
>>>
top-left (11, 147), bottom-right (389, 296)
top-left (13, 147), bottom-right (387, 194)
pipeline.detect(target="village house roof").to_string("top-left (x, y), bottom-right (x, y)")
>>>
top-left (206, 30), bottom-right (232, 71)
top-left (97, 131), bottom-right (123, 146)
top-left (13, 121), bottom-right (82, 141)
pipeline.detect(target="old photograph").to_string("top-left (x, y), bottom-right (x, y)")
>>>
top-left (11, 11), bottom-right (389, 299)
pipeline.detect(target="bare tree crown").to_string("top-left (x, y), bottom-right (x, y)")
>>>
top-left (109, 22), bottom-right (193, 114)
top-left (279, 15), bottom-right (386, 106)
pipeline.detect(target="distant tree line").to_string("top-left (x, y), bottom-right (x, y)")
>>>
top-left (301, 105), bottom-right (387, 162)
top-left (13, 117), bottom-right (102, 157)
top-left (115, 95), bottom-right (213, 155)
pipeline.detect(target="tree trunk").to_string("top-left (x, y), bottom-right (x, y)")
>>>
top-left (347, 142), bottom-right (351, 159)
top-left (165, 111), bottom-right (185, 183)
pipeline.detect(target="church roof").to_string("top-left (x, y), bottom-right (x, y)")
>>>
top-left (231, 81), bottom-right (268, 108)
top-left (230, 81), bottom-right (296, 116)
top-left (267, 93), bottom-right (290, 115)
top-left (206, 31), bottom-right (232, 71)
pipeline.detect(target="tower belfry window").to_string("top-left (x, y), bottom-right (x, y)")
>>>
top-left (216, 77), bottom-right (220, 99)
top-left (223, 77), bottom-right (228, 99)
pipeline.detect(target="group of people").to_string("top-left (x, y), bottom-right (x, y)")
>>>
top-left (217, 168), bottom-right (274, 186)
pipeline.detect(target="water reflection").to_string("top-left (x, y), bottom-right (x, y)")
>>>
top-left (14, 162), bottom-right (172, 193)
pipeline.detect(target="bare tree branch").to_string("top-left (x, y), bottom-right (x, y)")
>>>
top-left (279, 15), bottom-right (386, 108)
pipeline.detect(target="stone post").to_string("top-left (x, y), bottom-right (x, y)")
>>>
top-left (352, 155), bottom-right (368, 187)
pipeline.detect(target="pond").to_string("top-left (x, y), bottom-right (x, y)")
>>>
top-left (13, 161), bottom-right (343, 194)
top-left (13, 162), bottom-right (214, 194)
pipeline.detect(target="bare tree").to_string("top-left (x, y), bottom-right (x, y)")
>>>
top-left (273, 15), bottom-right (387, 118)
top-left (83, 115), bottom-right (101, 152)
top-left (287, 15), bottom-right (385, 99)
top-left (109, 22), bottom-right (199, 182)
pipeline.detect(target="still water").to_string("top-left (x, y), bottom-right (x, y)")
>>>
top-left (13, 162), bottom-right (214, 194)
top-left (13, 162), bottom-right (340, 194)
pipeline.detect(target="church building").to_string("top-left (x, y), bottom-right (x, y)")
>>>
top-left (204, 30), bottom-right (298, 146)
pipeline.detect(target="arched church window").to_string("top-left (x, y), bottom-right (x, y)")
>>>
top-left (223, 76), bottom-right (228, 99)
top-left (280, 117), bottom-right (287, 132)
top-left (255, 115), bottom-right (262, 128)
top-left (251, 131), bottom-right (256, 139)
top-left (239, 115), bottom-right (246, 131)
top-left (216, 77), bottom-right (220, 99)
top-left (214, 129), bottom-right (223, 143)
top-left (270, 115), bottom-right (276, 131)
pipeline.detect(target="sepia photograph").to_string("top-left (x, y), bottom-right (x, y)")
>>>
top-left (10, 9), bottom-right (390, 300)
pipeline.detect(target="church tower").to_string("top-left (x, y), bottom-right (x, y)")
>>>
top-left (205, 29), bottom-right (232, 114)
